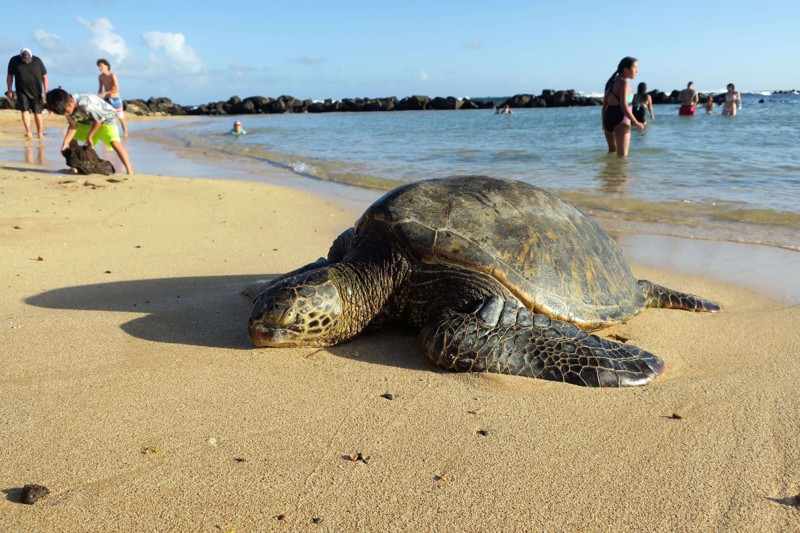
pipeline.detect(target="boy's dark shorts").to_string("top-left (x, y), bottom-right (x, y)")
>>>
top-left (16, 93), bottom-right (44, 114)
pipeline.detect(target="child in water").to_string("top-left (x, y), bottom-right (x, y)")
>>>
top-left (229, 120), bottom-right (247, 135)
top-left (97, 58), bottom-right (128, 138)
top-left (705, 96), bottom-right (715, 114)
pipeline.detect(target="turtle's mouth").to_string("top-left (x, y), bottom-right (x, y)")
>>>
top-left (249, 322), bottom-right (325, 348)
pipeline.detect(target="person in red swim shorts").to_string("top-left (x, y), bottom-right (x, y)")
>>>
top-left (678, 81), bottom-right (699, 116)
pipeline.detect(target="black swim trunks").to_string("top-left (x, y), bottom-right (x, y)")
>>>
top-left (16, 93), bottom-right (44, 113)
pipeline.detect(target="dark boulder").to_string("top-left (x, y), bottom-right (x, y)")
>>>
top-left (277, 95), bottom-right (303, 113)
top-left (268, 99), bottom-right (287, 113)
top-left (61, 140), bottom-right (115, 175)
top-left (429, 96), bottom-right (462, 110)
top-left (397, 95), bottom-right (430, 111)
top-left (146, 97), bottom-right (178, 114)
top-left (243, 96), bottom-right (273, 114)
top-left (306, 100), bottom-right (328, 113)
top-left (505, 94), bottom-right (534, 107)
top-left (230, 99), bottom-right (256, 114)
top-left (649, 91), bottom-right (669, 104)
top-left (363, 98), bottom-right (385, 111)
top-left (339, 98), bottom-right (363, 112)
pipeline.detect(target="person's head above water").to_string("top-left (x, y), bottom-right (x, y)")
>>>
top-left (230, 120), bottom-right (246, 135)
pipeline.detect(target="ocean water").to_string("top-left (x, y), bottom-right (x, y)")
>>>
top-left (8, 92), bottom-right (796, 251)
top-left (131, 92), bottom-right (799, 251)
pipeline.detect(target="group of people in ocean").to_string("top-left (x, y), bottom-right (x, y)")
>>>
top-left (676, 80), bottom-right (740, 117)
top-left (6, 47), bottom-right (743, 169)
top-left (6, 47), bottom-right (134, 174)
top-left (602, 56), bottom-right (742, 157)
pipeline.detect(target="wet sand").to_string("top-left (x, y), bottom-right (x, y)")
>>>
top-left (1, 110), bottom-right (798, 531)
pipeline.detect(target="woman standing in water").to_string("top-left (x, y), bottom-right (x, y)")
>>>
top-left (632, 82), bottom-right (655, 125)
top-left (602, 57), bottom-right (645, 157)
top-left (722, 83), bottom-right (741, 116)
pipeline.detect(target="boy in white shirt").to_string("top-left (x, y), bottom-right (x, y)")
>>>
top-left (46, 88), bottom-right (134, 175)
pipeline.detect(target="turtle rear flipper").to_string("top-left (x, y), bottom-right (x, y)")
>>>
top-left (420, 297), bottom-right (664, 387)
top-left (639, 280), bottom-right (721, 312)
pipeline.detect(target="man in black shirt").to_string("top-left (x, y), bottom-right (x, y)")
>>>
top-left (6, 48), bottom-right (49, 139)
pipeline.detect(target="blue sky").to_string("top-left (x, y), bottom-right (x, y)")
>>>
top-left (4, 0), bottom-right (798, 105)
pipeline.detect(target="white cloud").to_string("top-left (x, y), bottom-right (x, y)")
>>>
top-left (141, 31), bottom-right (204, 74)
top-left (77, 17), bottom-right (130, 64)
top-left (33, 29), bottom-right (67, 53)
top-left (417, 71), bottom-right (430, 82)
top-left (32, 29), bottom-right (82, 73)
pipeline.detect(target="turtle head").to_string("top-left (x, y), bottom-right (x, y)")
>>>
top-left (249, 268), bottom-right (349, 347)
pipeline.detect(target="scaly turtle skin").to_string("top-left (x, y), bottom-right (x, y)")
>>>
top-left (247, 176), bottom-right (720, 387)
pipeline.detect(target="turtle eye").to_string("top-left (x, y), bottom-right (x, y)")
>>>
top-left (253, 294), bottom-right (297, 328)
top-left (271, 305), bottom-right (297, 328)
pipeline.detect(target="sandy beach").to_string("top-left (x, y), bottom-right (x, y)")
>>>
top-left (1, 110), bottom-right (799, 531)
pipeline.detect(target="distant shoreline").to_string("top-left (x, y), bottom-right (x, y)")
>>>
top-left (119, 88), bottom-right (800, 117)
top-left (4, 88), bottom-right (792, 118)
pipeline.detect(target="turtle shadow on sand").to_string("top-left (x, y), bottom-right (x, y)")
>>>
top-left (25, 275), bottom-right (259, 350)
top-left (22, 275), bottom-right (428, 372)
top-left (320, 324), bottom-right (433, 373)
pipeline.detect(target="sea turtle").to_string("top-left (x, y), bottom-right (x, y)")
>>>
top-left (246, 176), bottom-right (720, 387)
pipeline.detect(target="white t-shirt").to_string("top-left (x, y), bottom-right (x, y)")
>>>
top-left (67, 93), bottom-right (119, 124)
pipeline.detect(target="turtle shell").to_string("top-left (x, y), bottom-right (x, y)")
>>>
top-left (356, 176), bottom-right (645, 328)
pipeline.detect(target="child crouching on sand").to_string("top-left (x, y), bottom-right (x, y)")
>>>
top-left (46, 88), bottom-right (134, 175)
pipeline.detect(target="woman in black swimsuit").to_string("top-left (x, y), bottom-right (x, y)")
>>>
top-left (602, 56), bottom-right (645, 157)
top-left (632, 82), bottom-right (655, 124)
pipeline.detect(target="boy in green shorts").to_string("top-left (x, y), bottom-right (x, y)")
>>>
top-left (45, 88), bottom-right (134, 175)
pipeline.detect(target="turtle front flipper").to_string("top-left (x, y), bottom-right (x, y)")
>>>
top-left (420, 297), bottom-right (664, 387)
top-left (639, 280), bottom-right (721, 312)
